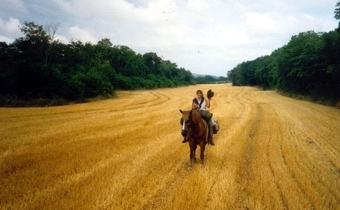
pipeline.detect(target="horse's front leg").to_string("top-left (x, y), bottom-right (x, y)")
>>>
top-left (189, 142), bottom-right (197, 167)
top-left (200, 141), bottom-right (206, 164)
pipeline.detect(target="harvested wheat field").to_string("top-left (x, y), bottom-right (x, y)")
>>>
top-left (1, 84), bottom-right (340, 210)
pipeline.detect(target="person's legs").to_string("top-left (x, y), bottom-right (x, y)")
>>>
top-left (208, 119), bottom-right (215, 145)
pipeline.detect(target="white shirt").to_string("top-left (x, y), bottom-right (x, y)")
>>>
top-left (194, 98), bottom-right (207, 110)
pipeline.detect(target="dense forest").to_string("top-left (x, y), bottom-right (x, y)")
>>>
top-left (0, 22), bottom-right (194, 106)
top-left (228, 2), bottom-right (340, 105)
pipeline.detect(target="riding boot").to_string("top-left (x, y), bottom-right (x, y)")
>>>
top-left (182, 136), bottom-right (188, 143)
top-left (208, 119), bottom-right (215, 146)
top-left (181, 130), bottom-right (188, 143)
top-left (209, 137), bottom-right (215, 146)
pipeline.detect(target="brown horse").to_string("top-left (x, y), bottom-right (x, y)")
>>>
top-left (180, 109), bottom-right (208, 166)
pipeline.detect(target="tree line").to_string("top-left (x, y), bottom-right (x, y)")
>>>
top-left (0, 22), bottom-right (194, 106)
top-left (194, 75), bottom-right (227, 84)
top-left (228, 3), bottom-right (340, 105)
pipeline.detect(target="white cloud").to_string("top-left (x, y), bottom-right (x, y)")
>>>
top-left (0, 17), bottom-right (21, 34)
top-left (56, 0), bottom-right (165, 23)
top-left (0, 17), bottom-right (22, 43)
top-left (68, 26), bottom-right (98, 43)
top-left (54, 34), bottom-right (69, 44)
top-left (245, 12), bottom-right (280, 37)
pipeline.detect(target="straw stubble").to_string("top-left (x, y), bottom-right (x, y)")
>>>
top-left (1, 84), bottom-right (339, 209)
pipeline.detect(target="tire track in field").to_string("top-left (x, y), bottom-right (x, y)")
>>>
top-left (203, 93), bottom-right (250, 208)
top-left (222, 90), bottom-right (320, 209)
top-left (206, 88), bottom-right (281, 209)
top-left (259, 104), bottom-right (289, 209)
top-left (247, 92), bottom-right (330, 207)
top-left (264, 92), bottom-right (340, 172)
top-left (3, 124), bottom-right (177, 209)
top-left (231, 102), bottom-right (260, 209)
top-left (266, 91), bottom-right (340, 138)
top-left (280, 113), bottom-right (321, 209)
top-left (110, 92), bottom-right (168, 112)
top-left (268, 105), bottom-right (306, 209)
top-left (103, 144), bottom-right (184, 209)
top-left (142, 163), bottom-right (188, 209)
top-left (0, 90), bottom-right (174, 209)
top-left (103, 104), bottom-right (202, 209)
top-left (269, 93), bottom-right (339, 208)
top-left (140, 145), bottom-right (194, 210)
top-left (282, 102), bottom-right (340, 163)
top-left (280, 110), bottom-right (313, 197)
top-left (274, 100), bottom-right (339, 208)
top-left (278, 101), bottom-right (340, 174)
top-left (235, 102), bottom-right (289, 209)
top-left (208, 88), bottom-right (261, 209)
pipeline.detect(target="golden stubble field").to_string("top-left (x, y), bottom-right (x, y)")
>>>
top-left (1, 84), bottom-right (340, 209)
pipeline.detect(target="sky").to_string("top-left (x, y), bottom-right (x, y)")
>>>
top-left (0, 0), bottom-right (338, 76)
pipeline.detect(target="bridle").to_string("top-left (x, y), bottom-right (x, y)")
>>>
top-left (181, 110), bottom-right (193, 130)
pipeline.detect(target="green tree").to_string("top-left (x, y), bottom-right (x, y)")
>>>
top-left (17, 22), bottom-right (52, 64)
top-left (143, 52), bottom-right (162, 75)
top-left (335, 1), bottom-right (340, 20)
top-left (228, 29), bottom-right (340, 104)
top-left (0, 21), bottom-right (195, 106)
top-left (97, 38), bottom-right (113, 47)
top-left (336, 1), bottom-right (340, 30)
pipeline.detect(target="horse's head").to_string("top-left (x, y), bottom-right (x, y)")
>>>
top-left (180, 109), bottom-right (191, 137)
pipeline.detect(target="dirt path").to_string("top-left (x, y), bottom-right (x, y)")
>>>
top-left (1, 84), bottom-right (339, 209)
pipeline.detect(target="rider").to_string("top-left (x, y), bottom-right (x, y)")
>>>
top-left (182, 90), bottom-right (215, 146)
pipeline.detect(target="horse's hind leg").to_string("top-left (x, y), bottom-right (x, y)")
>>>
top-left (193, 144), bottom-right (197, 162)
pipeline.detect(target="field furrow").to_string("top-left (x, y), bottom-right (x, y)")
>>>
top-left (1, 84), bottom-right (339, 209)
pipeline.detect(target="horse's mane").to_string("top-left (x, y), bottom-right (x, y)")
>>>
top-left (189, 110), bottom-right (202, 124)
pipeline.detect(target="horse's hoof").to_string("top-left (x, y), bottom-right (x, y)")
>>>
top-left (188, 165), bottom-right (192, 171)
